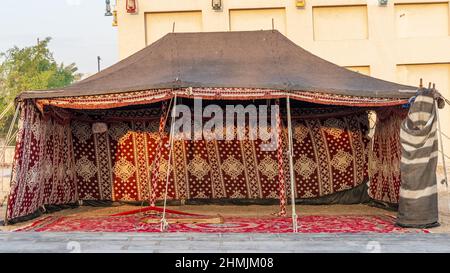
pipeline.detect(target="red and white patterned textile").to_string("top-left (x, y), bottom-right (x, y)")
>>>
top-left (7, 101), bottom-right (77, 220)
top-left (34, 88), bottom-right (410, 112)
top-left (276, 100), bottom-right (287, 216)
top-left (368, 108), bottom-right (408, 204)
top-left (67, 107), bottom-right (371, 204)
top-left (7, 102), bottom-right (399, 221)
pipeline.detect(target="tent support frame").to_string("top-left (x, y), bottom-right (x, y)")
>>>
top-left (286, 97), bottom-right (298, 232)
top-left (1, 104), bottom-right (21, 226)
top-left (435, 102), bottom-right (449, 188)
top-left (160, 95), bottom-right (178, 232)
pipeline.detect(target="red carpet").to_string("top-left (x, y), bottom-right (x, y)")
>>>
top-left (15, 214), bottom-right (428, 233)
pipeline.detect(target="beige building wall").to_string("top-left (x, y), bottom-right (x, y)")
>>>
top-left (145, 11), bottom-right (203, 45)
top-left (116, 0), bottom-right (450, 157)
top-left (397, 63), bottom-right (450, 158)
top-left (312, 5), bottom-right (369, 41)
top-left (346, 66), bottom-right (371, 76)
top-left (229, 8), bottom-right (287, 34)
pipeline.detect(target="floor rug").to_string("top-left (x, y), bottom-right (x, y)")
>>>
top-left (15, 214), bottom-right (429, 233)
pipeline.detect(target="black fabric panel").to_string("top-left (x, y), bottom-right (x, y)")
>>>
top-left (6, 203), bottom-right (79, 225)
top-left (44, 203), bottom-right (79, 213)
top-left (397, 193), bottom-right (440, 228)
top-left (296, 180), bottom-right (370, 205)
top-left (81, 200), bottom-right (117, 207)
top-left (18, 31), bottom-right (416, 100)
top-left (367, 200), bottom-right (398, 211)
top-left (6, 209), bottom-right (43, 225)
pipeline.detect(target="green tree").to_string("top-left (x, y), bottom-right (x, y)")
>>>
top-left (0, 37), bottom-right (81, 136)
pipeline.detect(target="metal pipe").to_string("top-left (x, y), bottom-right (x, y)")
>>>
top-left (160, 95), bottom-right (178, 232)
top-left (286, 97), bottom-right (298, 232)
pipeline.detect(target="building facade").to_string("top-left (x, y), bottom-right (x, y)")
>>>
top-left (115, 0), bottom-right (450, 157)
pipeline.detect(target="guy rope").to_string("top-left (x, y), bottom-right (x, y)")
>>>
top-left (1, 102), bottom-right (20, 225)
top-left (160, 94), bottom-right (178, 232)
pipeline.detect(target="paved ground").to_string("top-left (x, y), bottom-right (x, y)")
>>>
top-left (1, 232), bottom-right (450, 253)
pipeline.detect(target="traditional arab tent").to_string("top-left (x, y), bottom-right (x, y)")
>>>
top-left (4, 30), bottom-right (442, 229)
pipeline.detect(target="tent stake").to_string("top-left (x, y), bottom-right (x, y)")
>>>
top-left (286, 97), bottom-right (298, 233)
top-left (160, 95), bottom-right (178, 232)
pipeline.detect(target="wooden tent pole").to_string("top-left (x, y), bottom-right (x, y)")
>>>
top-left (433, 84), bottom-right (449, 188)
top-left (286, 97), bottom-right (298, 233)
top-left (1, 104), bottom-right (20, 226)
top-left (160, 94), bottom-right (178, 232)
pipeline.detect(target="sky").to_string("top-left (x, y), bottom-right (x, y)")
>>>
top-left (0, 0), bottom-right (118, 75)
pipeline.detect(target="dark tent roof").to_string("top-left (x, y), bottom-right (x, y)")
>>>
top-left (19, 30), bottom-right (416, 100)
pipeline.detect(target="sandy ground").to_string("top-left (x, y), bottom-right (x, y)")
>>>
top-left (44, 204), bottom-right (395, 217)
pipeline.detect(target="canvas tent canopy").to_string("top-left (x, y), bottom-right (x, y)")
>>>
top-left (19, 30), bottom-right (415, 108)
top-left (5, 30), bottom-right (439, 228)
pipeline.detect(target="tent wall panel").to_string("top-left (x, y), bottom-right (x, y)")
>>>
top-left (7, 102), bottom-right (77, 221)
top-left (68, 107), bottom-right (371, 204)
top-left (6, 103), bottom-right (410, 222)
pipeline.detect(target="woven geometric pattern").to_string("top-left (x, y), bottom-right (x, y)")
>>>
top-left (7, 105), bottom-right (378, 221)
top-left (15, 214), bottom-right (428, 233)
